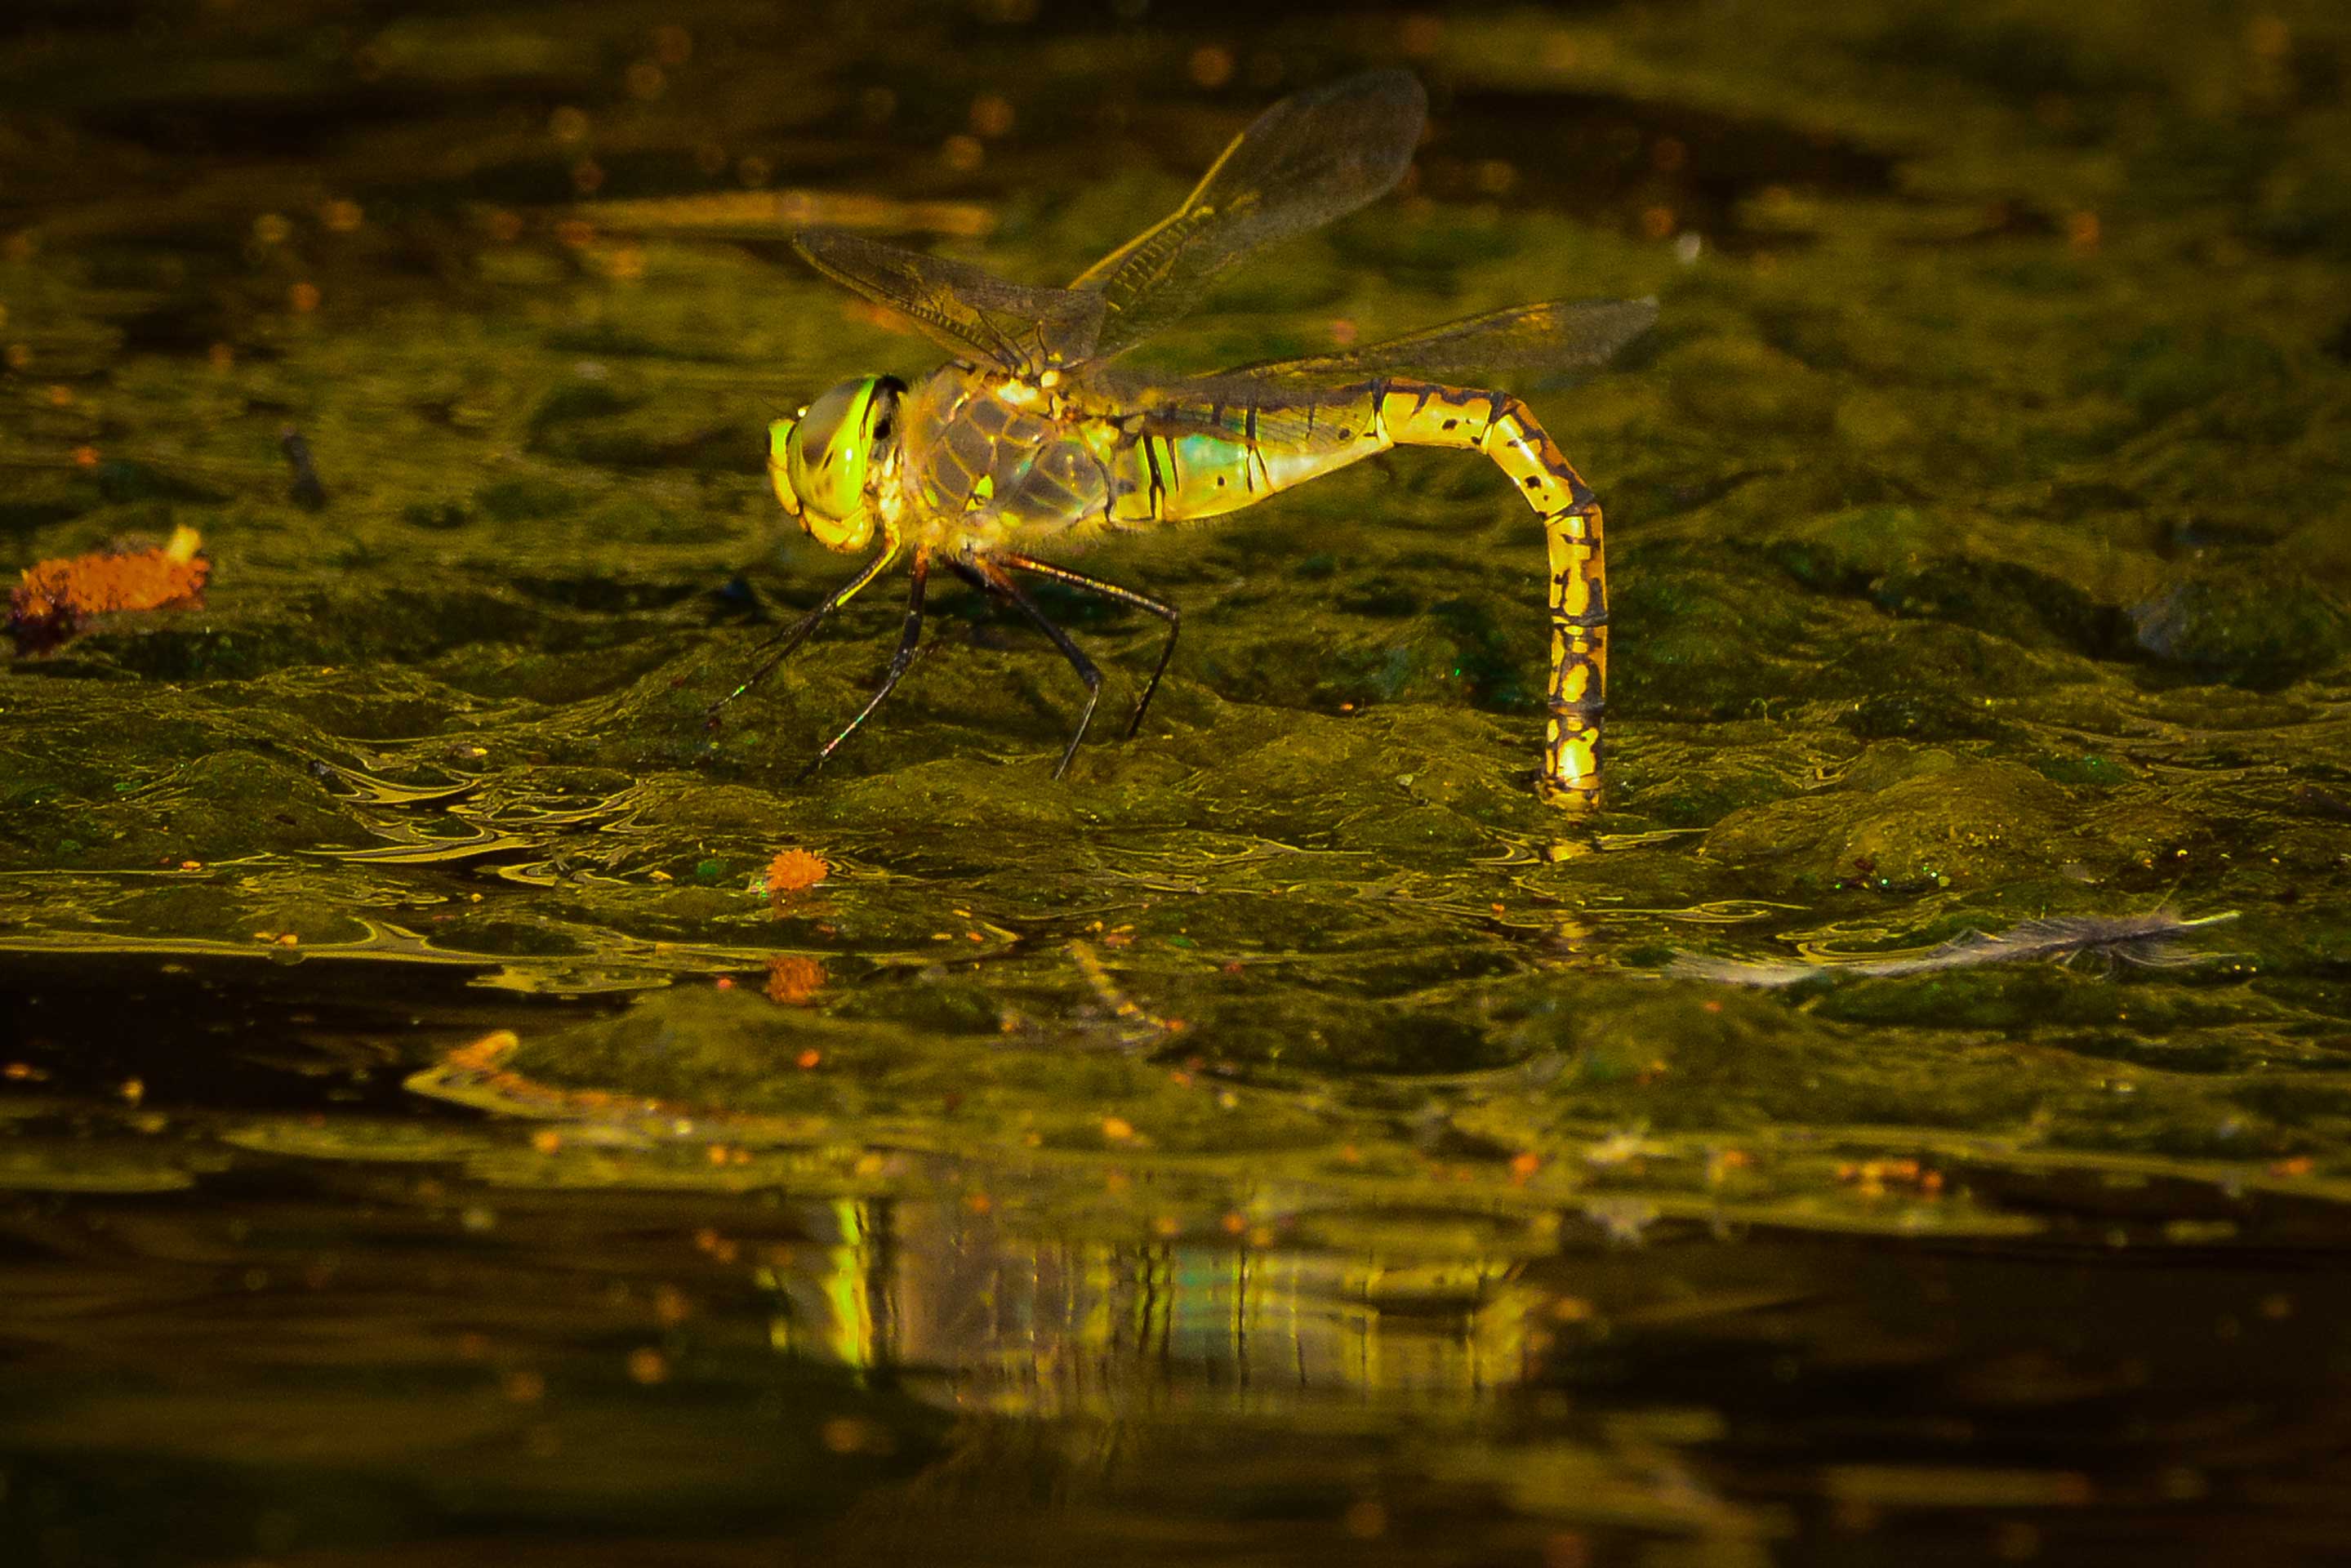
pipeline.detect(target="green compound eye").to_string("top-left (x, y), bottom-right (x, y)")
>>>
top-left (767, 416), bottom-right (803, 517)
top-left (782, 376), bottom-right (897, 553)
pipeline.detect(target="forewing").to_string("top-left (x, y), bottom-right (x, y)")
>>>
top-left (793, 229), bottom-right (1104, 375)
top-left (1071, 71), bottom-right (1426, 361)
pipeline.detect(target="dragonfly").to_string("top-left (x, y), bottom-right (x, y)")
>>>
top-left (725, 70), bottom-right (1655, 807)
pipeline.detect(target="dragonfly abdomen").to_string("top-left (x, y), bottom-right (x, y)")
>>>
top-left (1373, 381), bottom-right (1607, 805)
top-left (1112, 376), bottom-right (1608, 802)
top-left (1107, 385), bottom-right (1391, 525)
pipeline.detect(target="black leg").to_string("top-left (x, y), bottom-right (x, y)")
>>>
top-left (705, 544), bottom-right (903, 724)
top-left (953, 557), bottom-right (1103, 779)
top-left (995, 552), bottom-right (1181, 737)
top-left (798, 549), bottom-right (931, 780)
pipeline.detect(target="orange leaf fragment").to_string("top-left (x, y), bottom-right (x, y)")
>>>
top-left (11, 524), bottom-right (208, 653)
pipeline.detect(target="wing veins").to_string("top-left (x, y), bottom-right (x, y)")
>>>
top-left (1071, 71), bottom-right (1427, 361)
top-left (793, 229), bottom-right (1103, 375)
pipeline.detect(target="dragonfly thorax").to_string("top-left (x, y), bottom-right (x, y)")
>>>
top-left (768, 374), bottom-right (905, 554)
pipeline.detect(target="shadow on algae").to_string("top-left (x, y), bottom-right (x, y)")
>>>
top-left (2, 0), bottom-right (2350, 1350)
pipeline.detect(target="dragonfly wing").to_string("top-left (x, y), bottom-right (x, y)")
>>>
top-left (1071, 71), bottom-right (1426, 361)
top-left (1084, 297), bottom-right (1659, 415)
top-left (794, 229), bottom-right (1104, 375)
top-left (1225, 297), bottom-right (1661, 385)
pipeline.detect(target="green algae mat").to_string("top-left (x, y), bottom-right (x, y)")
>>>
top-left (4, 2), bottom-right (2350, 1564)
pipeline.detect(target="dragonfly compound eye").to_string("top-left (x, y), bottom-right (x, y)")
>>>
top-left (766, 416), bottom-right (804, 518)
top-left (785, 375), bottom-right (902, 554)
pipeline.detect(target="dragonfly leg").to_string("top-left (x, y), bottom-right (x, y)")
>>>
top-left (1374, 384), bottom-right (1608, 808)
top-left (797, 548), bottom-right (931, 780)
top-left (953, 556), bottom-right (1104, 778)
top-left (995, 552), bottom-right (1181, 737)
top-left (706, 537), bottom-right (905, 724)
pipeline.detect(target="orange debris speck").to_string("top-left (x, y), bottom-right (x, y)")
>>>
top-left (1509, 1151), bottom-right (1543, 1184)
top-left (1219, 1211), bottom-right (1248, 1235)
top-left (531, 1129), bottom-right (563, 1154)
top-left (795, 1048), bottom-right (822, 1071)
top-left (1102, 1116), bottom-right (1136, 1142)
top-left (1187, 44), bottom-right (1234, 88)
top-left (288, 281), bottom-right (321, 313)
top-left (764, 953), bottom-right (826, 1004)
top-left (2271, 1156), bottom-right (2315, 1178)
top-left (714, 976), bottom-right (735, 990)
top-left (969, 92), bottom-right (1015, 138)
top-left (11, 523), bottom-right (208, 653)
top-left (447, 1030), bottom-right (520, 1075)
top-left (625, 1348), bottom-right (670, 1384)
top-left (764, 848), bottom-right (830, 900)
top-left (1838, 1156), bottom-right (1941, 1195)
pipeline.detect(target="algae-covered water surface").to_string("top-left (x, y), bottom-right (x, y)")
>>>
top-left (5, 2), bottom-right (2350, 1563)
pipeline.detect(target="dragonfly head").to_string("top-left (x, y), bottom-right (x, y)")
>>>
top-left (769, 374), bottom-right (904, 554)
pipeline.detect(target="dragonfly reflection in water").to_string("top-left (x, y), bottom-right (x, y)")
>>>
top-left (728, 71), bottom-right (1655, 807)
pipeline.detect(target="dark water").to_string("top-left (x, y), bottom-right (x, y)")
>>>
top-left (4, 1), bottom-right (2350, 1562)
